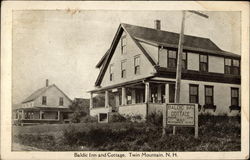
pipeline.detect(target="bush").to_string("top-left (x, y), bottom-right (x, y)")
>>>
top-left (146, 112), bottom-right (163, 126)
top-left (80, 115), bottom-right (98, 123)
top-left (109, 113), bottom-right (127, 123)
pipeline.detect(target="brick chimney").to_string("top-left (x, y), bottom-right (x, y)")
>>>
top-left (154, 20), bottom-right (161, 30)
top-left (46, 79), bottom-right (49, 87)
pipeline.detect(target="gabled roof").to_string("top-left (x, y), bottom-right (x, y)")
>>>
top-left (22, 84), bottom-right (72, 103)
top-left (95, 23), bottom-right (241, 86)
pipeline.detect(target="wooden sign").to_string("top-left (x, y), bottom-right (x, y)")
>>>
top-left (163, 103), bottom-right (198, 138)
top-left (167, 104), bottom-right (195, 126)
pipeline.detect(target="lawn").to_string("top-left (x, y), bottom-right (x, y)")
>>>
top-left (13, 114), bottom-right (241, 151)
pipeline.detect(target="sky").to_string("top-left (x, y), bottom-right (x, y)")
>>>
top-left (12, 10), bottom-right (241, 104)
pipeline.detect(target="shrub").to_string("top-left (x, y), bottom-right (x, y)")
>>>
top-left (109, 113), bottom-right (127, 123)
top-left (80, 115), bottom-right (98, 123)
top-left (146, 112), bottom-right (163, 126)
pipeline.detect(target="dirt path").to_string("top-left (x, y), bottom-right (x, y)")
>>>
top-left (12, 142), bottom-right (46, 151)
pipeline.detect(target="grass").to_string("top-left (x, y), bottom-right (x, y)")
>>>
top-left (13, 114), bottom-right (241, 151)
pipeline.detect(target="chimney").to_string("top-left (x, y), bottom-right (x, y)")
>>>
top-left (46, 79), bottom-right (49, 87)
top-left (154, 20), bottom-right (161, 30)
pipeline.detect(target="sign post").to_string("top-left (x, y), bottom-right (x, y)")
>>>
top-left (163, 103), bottom-right (199, 138)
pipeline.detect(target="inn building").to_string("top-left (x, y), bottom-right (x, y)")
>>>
top-left (89, 21), bottom-right (241, 118)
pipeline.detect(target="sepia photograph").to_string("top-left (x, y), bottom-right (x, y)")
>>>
top-left (1, 1), bottom-right (249, 160)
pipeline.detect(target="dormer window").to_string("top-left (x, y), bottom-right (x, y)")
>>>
top-left (225, 58), bottom-right (240, 75)
top-left (121, 35), bottom-right (127, 54)
top-left (168, 50), bottom-right (177, 68)
top-left (200, 54), bottom-right (208, 72)
top-left (42, 96), bottom-right (47, 105)
top-left (232, 59), bottom-right (240, 75)
top-left (225, 58), bottom-right (232, 74)
top-left (109, 64), bottom-right (114, 81)
top-left (182, 52), bottom-right (187, 70)
top-left (59, 97), bottom-right (63, 106)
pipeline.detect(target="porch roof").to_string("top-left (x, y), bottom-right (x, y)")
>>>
top-left (15, 106), bottom-right (72, 112)
top-left (89, 76), bottom-right (176, 93)
top-left (89, 77), bottom-right (152, 93)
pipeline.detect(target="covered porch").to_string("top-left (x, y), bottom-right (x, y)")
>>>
top-left (89, 78), bottom-right (176, 118)
top-left (13, 107), bottom-right (73, 125)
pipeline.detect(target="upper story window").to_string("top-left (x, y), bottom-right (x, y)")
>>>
top-left (121, 35), bottom-right (127, 54)
top-left (121, 60), bottom-right (126, 78)
top-left (42, 96), bottom-right (47, 105)
top-left (232, 59), bottom-right (240, 75)
top-left (168, 50), bottom-right (177, 68)
top-left (109, 64), bottom-right (114, 81)
top-left (224, 58), bottom-right (240, 75)
top-left (134, 56), bottom-right (140, 75)
top-left (231, 88), bottom-right (239, 106)
top-left (182, 52), bottom-right (187, 70)
top-left (205, 86), bottom-right (214, 105)
top-left (225, 58), bottom-right (232, 74)
top-left (59, 97), bottom-right (64, 106)
top-left (200, 54), bottom-right (208, 72)
top-left (189, 84), bottom-right (199, 103)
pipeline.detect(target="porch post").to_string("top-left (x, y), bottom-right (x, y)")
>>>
top-left (145, 82), bottom-right (150, 103)
top-left (21, 110), bottom-right (24, 120)
top-left (105, 90), bottom-right (109, 108)
top-left (165, 83), bottom-right (170, 103)
top-left (157, 84), bottom-right (162, 103)
top-left (122, 87), bottom-right (127, 105)
top-left (115, 94), bottom-right (120, 107)
top-left (40, 111), bottom-right (42, 119)
top-left (17, 110), bottom-right (19, 119)
top-left (57, 111), bottom-right (60, 120)
top-left (131, 89), bottom-right (136, 104)
top-left (90, 92), bottom-right (93, 109)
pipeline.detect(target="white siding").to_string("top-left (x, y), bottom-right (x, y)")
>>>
top-left (100, 32), bottom-right (155, 87)
top-left (139, 42), bottom-right (158, 63)
top-left (34, 86), bottom-right (71, 108)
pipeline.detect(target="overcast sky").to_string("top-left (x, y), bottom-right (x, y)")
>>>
top-left (12, 10), bottom-right (240, 104)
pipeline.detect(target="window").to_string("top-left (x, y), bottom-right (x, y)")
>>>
top-left (232, 59), bottom-right (240, 75)
top-left (200, 55), bottom-right (208, 72)
top-left (225, 58), bottom-right (232, 74)
top-left (225, 58), bottom-right (240, 75)
top-left (189, 84), bottom-right (199, 103)
top-left (109, 64), bottom-right (114, 81)
top-left (231, 88), bottom-right (239, 106)
top-left (168, 50), bottom-right (177, 68)
top-left (42, 96), bottom-right (47, 105)
top-left (121, 60), bottom-right (126, 78)
top-left (134, 56), bottom-right (140, 75)
top-left (182, 52), bottom-right (187, 70)
top-left (205, 86), bottom-right (214, 105)
top-left (59, 97), bottom-right (64, 106)
top-left (121, 35), bottom-right (126, 54)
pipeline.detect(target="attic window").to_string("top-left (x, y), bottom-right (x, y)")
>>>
top-left (42, 96), bottom-right (47, 105)
top-left (121, 35), bottom-right (127, 54)
top-left (59, 97), bottom-right (64, 106)
top-left (134, 56), bottom-right (140, 75)
top-left (200, 54), bottom-right (208, 72)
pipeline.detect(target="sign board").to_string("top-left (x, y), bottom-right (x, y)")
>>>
top-left (163, 103), bottom-right (198, 138)
top-left (167, 104), bottom-right (195, 126)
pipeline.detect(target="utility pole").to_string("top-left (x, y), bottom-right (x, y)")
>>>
top-left (173, 10), bottom-right (208, 135)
